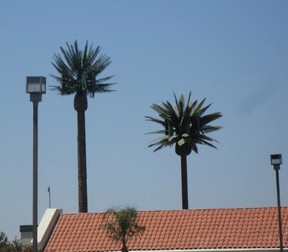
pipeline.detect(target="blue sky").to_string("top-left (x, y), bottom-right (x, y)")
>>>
top-left (0, 0), bottom-right (287, 240)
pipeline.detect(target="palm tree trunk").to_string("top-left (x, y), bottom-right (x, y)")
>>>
top-left (181, 155), bottom-right (189, 209)
top-left (122, 237), bottom-right (128, 252)
top-left (77, 110), bottom-right (88, 212)
top-left (74, 92), bottom-right (88, 213)
top-left (122, 244), bottom-right (128, 252)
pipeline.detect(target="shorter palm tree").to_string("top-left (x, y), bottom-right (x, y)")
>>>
top-left (102, 207), bottom-right (145, 252)
top-left (146, 92), bottom-right (222, 209)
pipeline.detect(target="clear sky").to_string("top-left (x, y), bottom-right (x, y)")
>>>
top-left (0, 0), bottom-right (287, 240)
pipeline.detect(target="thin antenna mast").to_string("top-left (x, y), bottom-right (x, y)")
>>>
top-left (48, 186), bottom-right (51, 208)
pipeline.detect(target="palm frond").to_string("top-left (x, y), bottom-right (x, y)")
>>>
top-left (146, 129), bottom-right (167, 135)
top-left (145, 116), bottom-right (165, 126)
top-left (201, 125), bottom-right (222, 133)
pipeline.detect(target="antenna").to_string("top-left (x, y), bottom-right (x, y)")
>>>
top-left (48, 186), bottom-right (51, 208)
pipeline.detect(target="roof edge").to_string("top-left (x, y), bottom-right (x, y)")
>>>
top-left (130, 249), bottom-right (288, 252)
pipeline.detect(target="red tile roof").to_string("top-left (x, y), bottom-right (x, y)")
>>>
top-left (45, 207), bottom-right (288, 252)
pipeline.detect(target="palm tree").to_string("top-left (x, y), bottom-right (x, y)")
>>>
top-left (102, 207), bottom-right (145, 252)
top-left (51, 40), bottom-right (114, 213)
top-left (146, 92), bottom-right (222, 209)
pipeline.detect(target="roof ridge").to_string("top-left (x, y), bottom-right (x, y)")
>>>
top-left (60, 206), bottom-right (288, 216)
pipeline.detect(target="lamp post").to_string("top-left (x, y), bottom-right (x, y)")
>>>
top-left (270, 154), bottom-right (284, 252)
top-left (26, 76), bottom-right (46, 252)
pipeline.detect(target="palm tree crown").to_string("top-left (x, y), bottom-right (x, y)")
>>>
top-left (146, 92), bottom-right (222, 154)
top-left (102, 207), bottom-right (145, 252)
top-left (51, 40), bottom-right (114, 97)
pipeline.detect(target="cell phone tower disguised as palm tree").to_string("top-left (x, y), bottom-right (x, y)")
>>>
top-left (146, 92), bottom-right (222, 209)
top-left (51, 40), bottom-right (115, 212)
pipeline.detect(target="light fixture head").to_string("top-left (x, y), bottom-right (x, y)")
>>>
top-left (270, 154), bottom-right (282, 166)
top-left (26, 76), bottom-right (46, 94)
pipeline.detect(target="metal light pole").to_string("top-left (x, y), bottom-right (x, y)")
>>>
top-left (26, 76), bottom-right (46, 252)
top-left (270, 154), bottom-right (284, 252)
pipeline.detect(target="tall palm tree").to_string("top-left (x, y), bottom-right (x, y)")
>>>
top-left (51, 40), bottom-right (114, 212)
top-left (102, 207), bottom-right (145, 252)
top-left (146, 92), bottom-right (222, 209)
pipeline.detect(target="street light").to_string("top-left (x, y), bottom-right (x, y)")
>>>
top-left (26, 76), bottom-right (46, 252)
top-left (270, 154), bottom-right (283, 252)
